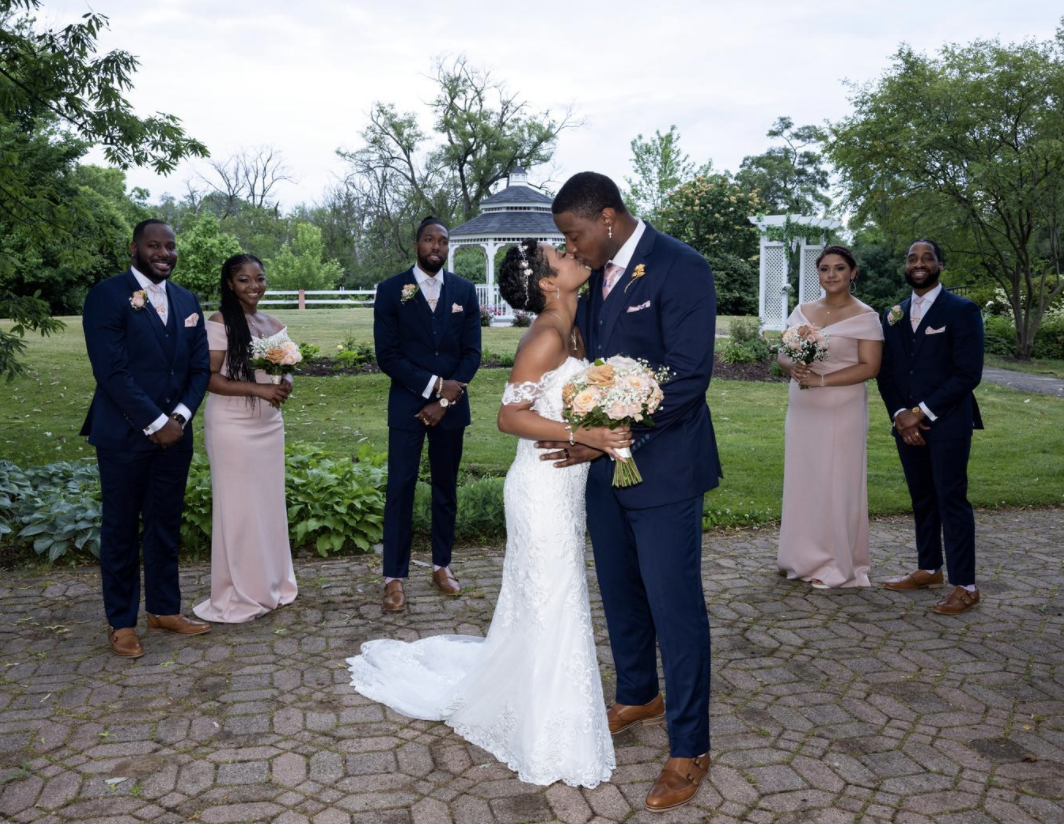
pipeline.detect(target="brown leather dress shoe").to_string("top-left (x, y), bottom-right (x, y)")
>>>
top-left (884, 569), bottom-right (944, 591)
top-left (932, 585), bottom-right (980, 614)
top-left (108, 627), bottom-right (144, 658)
top-left (382, 580), bottom-right (407, 611)
top-left (146, 613), bottom-right (211, 635)
top-left (432, 567), bottom-right (461, 596)
top-left (645, 754), bottom-right (710, 812)
top-left (607, 694), bottom-right (666, 734)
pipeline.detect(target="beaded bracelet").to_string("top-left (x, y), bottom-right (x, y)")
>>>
top-left (564, 423), bottom-right (575, 446)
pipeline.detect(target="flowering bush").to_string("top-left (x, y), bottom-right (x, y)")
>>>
top-left (511, 310), bottom-right (532, 328)
top-left (480, 306), bottom-right (501, 327)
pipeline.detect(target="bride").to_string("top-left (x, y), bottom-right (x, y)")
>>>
top-left (347, 239), bottom-right (631, 788)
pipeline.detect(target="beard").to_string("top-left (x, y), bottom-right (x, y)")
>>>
top-left (134, 248), bottom-right (175, 282)
top-left (904, 268), bottom-right (940, 291)
top-left (417, 253), bottom-right (444, 275)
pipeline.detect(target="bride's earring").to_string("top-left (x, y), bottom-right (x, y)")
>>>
top-left (556, 288), bottom-right (561, 300)
top-left (607, 224), bottom-right (613, 240)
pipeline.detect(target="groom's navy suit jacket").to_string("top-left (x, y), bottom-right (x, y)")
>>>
top-left (577, 224), bottom-right (722, 510)
top-left (374, 268), bottom-right (482, 431)
top-left (81, 270), bottom-right (210, 452)
top-left (876, 288), bottom-right (984, 441)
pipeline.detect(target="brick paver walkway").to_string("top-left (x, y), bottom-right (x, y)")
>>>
top-left (1, 509), bottom-right (1062, 824)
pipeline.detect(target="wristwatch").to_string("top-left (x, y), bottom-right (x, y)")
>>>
top-left (439, 397), bottom-right (451, 408)
top-left (170, 412), bottom-right (187, 428)
top-left (910, 406), bottom-right (924, 420)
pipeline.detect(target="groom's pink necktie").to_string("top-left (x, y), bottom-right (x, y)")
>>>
top-left (910, 295), bottom-right (924, 332)
top-left (602, 263), bottom-right (624, 300)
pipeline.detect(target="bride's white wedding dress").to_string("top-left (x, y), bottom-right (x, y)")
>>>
top-left (347, 356), bottom-right (615, 788)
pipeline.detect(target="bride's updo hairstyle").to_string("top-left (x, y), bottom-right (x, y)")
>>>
top-left (499, 238), bottom-right (552, 315)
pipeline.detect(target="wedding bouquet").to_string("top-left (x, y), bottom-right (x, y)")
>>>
top-left (562, 356), bottom-right (670, 487)
top-left (250, 330), bottom-right (302, 383)
top-left (779, 323), bottom-right (829, 389)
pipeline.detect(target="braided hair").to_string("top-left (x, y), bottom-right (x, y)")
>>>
top-left (499, 239), bottom-right (552, 314)
top-left (218, 254), bottom-right (263, 401)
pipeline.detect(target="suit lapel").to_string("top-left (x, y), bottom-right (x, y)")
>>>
top-left (435, 273), bottom-right (454, 339)
top-left (126, 270), bottom-right (170, 354)
top-left (405, 269), bottom-right (434, 337)
top-left (599, 226), bottom-right (658, 354)
top-left (910, 291), bottom-right (948, 361)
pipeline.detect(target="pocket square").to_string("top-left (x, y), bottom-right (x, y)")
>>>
top-left (925, 325), bottom-right (946, 335)
top-left (184, 313), bottom-right (199, 328)
top-left (626, 300), bottom-right (652, 313)
top-left (451, 303), bottom-right (464, 313)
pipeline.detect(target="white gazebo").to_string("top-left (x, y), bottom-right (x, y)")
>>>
top-left (748, 214), bottom-right (843, 331)
top-left (448, 167), bottom-right (563, 320)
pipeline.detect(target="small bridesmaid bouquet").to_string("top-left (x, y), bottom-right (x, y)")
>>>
top-left (562, 356), bottom-right (671, 487)
top-left (780, 323), bottom-right (829, 389)
top-left (250, 331), bottom-right (302, 383)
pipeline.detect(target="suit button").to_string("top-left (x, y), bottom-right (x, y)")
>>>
top-left (909, 370), bottom-right (914, 375)
top-left (599, 320), bottom-right (604, 326)
top-left (165, 398), bottom-right (171, 404)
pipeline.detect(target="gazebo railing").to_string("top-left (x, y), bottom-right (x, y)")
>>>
top-left (476, 285), bottom-right (514, 320)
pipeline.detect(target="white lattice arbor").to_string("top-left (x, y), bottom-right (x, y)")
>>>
top-left (748, 215), bottom-right (843, 331)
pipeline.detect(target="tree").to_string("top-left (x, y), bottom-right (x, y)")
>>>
top-left (735, 117), bottom-right (830, 216)
top-left (336, 55), bottom-right (575, 282)
top-left (171, 212), bottom-right (242, 301)
top-left (197, 146), bottom-right (294, 217)
top-left (266, 223), bottom-right (343, 291)
top-left (828, 28), bottom-right (1064, 357)
top-left (658, 174), bottom-right (762, 314)
top-left (0, 0), bottom-right (208, 379)
top-left (624, 126), bottom-right (709, 221)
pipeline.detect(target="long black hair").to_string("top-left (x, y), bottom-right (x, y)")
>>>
top-left (219, 254), bottom-right (263, 396)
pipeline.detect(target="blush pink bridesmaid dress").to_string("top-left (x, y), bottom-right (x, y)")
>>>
top-left (777, 306), bottom-right (884, 588)
top-left (194, 320), bottom-right (298, 622)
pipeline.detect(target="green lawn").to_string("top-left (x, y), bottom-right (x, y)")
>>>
top-left (986, 355), bottom-right (1064, 380)
top-left (3, 311), bottom-right (1063, 525)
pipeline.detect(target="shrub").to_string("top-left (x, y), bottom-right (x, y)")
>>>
top-left (511, 311), bottom-right (532, 328)
top-left (719, 318), bottom-right (772, 364)
top-left (1032, 317), bottom-right (1064, 360)
top-left (334, 338), bottom-right (375, 370)
top-left (5, 461), bottom-right (102, 561)
top-left (298, 342), bottom-right (320, 363)
top-left (983, 315), bottom-right (1015, 356)
top-left (413, 476), bottom-right (505, 543)
top-left (482, 348), bottom-right (516, 369)
top-left (479, 306), bottom-right (500, 327)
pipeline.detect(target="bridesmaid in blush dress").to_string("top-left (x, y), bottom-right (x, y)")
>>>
top-left (193, 254), bottom-right (298, 623)
top-left (777, 246), bottom-right (884, 589)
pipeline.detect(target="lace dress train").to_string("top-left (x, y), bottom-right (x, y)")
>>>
top-left (347, 357), bottom-right (614, 788)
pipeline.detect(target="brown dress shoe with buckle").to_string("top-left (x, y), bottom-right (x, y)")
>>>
top-left (932, 585), bottom-right (980, 614)
top-left (432, 567), bottom-right (461, 596)
top-left (108, 627), bottom-right (144, 658)
top-left (607, 694), bottom-right (666, 735)
top-left (645, 754), bottom-right (710, 812)
top-left (382, 580), bottom-right (407, 611)
top-left (883, 569), bottom-right (944, 591)
top-left (146, 613), bottom-right (211, 635)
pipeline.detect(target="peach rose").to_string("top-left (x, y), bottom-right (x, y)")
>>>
top-left (607, 400), bottom-right (635, 420)
top-left (561, 383), bottom-right (577, 405)
top-left (586, 363), bottom-right (616, 388)
top-left (130, 291), bottom-right (146, 309)
top-left (571, 387), bottom-right (602, 415)
top-left (266, 346), bottom-right (286, 364)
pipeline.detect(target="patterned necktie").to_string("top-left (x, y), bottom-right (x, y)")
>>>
top-left (148, 282), bottom-right (167, 323)
top-left (910, 295), bottom-right (923, 332)
top-left (602, 263), bottom-right (625, 300)
top-left (424, 277), bottom-right (439, 312)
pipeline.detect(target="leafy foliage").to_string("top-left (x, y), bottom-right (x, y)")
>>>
top-left (510, 311), bottom-right (532, 328)
top-left (719, 318), bottom-right (772, 364)
top-left (2, 460), bottom-right (101, 561)
top-left (413, 477), bottom-right (505, 543)
top-left (171, 212), bottom-right (242, 301)
top-left (735, 117), bottom-right (830, 215)
top-left (624, 126), bottom-right (709, 221)
top-left (828, 31), bottom-right (1064, 357)
top-left (266, 223), bottom-right (343, 291)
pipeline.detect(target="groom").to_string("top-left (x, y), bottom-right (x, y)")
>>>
top-left (374, 216), bottom-right (482, 612)
top-left (82, 219), bottom-right (212, 658)
top-left (540, 172), bottom-right (721, 812)
top-left (877, 239), bottom-right (984, 614)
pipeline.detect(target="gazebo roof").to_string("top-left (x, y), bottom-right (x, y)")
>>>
top-left (451, 167), bottom-right (559, 238)
top-left (450, 210), bottom-right (560, 237)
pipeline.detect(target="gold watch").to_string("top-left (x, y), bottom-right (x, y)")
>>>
top-left (910, 406), bottom-right (924, 420)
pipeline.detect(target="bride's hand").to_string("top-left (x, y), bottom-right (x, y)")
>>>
top-left (577, 425), bottom-right (632, 460)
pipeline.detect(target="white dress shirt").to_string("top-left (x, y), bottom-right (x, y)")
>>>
top-left (894, 282), bottom-right (944, 423)
top-left (131, 267), bottom-right (192, 435)
top-left (413, 264), bottom-right (445, 398)
top-left (606, 219), bottom-right (647, 272)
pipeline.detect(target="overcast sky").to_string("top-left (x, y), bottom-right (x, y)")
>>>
top-left (41, 0), bottom-right (1063, 208)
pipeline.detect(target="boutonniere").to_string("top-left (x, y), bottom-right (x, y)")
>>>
top-left (401, 283), bottom-right (419, 303)
top-left (623, 264), bottom-right (646, 294)
top-left (887, 305), bottom-right (904, 326)
top-left (130, 289), bottom-right (148, 311)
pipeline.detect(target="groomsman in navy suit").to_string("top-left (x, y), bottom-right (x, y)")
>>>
top-left (82, 219), bottom-right (212, 658)
top-left (540, 173), bottom-right (721, 812)
top-left (877, 239), bottom-right (984, 614)
top-left (374, 217), bottom-right (482, 612)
